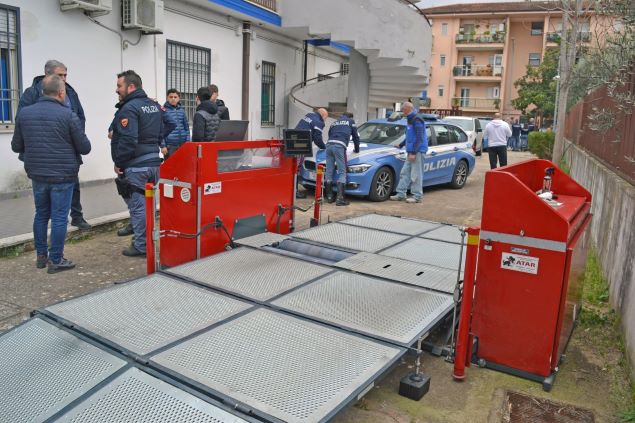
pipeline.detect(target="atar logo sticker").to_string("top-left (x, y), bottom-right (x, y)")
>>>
top-left (501, 252), bottom-right (539, 275)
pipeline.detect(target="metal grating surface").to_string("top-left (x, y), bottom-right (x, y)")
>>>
top-left (291, 223), bottom-right (408, 253)
top-left (167, 248), bottom-right (331, 301)
top-left (336, 252), bottom-right (459, 294)
top-left (380, 238), bottom-right (466, 271)
top-left (46, 274), bottom-right (250, 355)
top-left (339, 214), bottom-right (440, 235)
top-left (234, 232), bottom-right (288, 248)
top-left (420, 224), bottom-right (464, 244)
top-left (153, 308), bottom-right (403, 423)
top-left (272, 272), bottom-right (453, 345)
top-left (0, 318), bottom-right (125, 423)
top-left (52, 368), bottom-right (248, 423)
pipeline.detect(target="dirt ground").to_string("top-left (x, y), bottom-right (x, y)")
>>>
top-left (0, 150), bottom-right (631, 422)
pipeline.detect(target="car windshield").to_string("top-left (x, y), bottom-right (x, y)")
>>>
top-left (444, 118), bottom-right (473, 131)
top-left (357, 122), bottom-right (406, 145)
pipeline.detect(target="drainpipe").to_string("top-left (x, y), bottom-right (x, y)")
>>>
top-left (242, 21), bottom-right (251, 121)
top-left (303, 40), bottom-right (308, 87)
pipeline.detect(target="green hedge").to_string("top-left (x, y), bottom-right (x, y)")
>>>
top-left (528, 131), bottom-right (555, 160)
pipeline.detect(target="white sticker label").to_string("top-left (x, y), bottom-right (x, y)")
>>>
top-left (163, 184), bottom-right (174, 198)
top-left (204, 182), bottom-right (222, 195)
top-left (501, 252), bottom-right (539, 274)
top-left (180, 187), bottom-right (191, 203)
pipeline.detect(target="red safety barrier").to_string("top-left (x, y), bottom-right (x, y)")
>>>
top-left (145, 182), bottom-right (155, 275)
top-left (311, 164), bottom-right (325, 227)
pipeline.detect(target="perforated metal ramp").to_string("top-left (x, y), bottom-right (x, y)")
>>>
top-left (336, 252), bottom-right (458, 294)
top-left (271, 272), bottom-right (453, 345)
top-left (339, 214), bottom-right (440, 235)
top-left (235, 231), bottom-right (289, 248)
top-left (52, 368), bottom-right (249, 423)
top-left (166, 248), bottom-right (331, 302)
top-left (381, 238), bottom-right (466, 271)
top-left (45, 274), bottom-right (251, 355)
top-left (290, 223), bottom-right (408, 253)
top-left (152, 308), bottom-right (404, 423)
top-left (0, 318), bottom-right (125, 423)
top-left (420, 224), bottom-right (464, 244)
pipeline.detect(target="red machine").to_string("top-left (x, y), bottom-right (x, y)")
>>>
top-left (455, 159), bottom-right (592, 391)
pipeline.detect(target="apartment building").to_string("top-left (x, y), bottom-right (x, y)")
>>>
top-left (421, 1), bottom-right (601, 119)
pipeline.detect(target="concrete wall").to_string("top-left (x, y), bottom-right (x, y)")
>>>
top-left (565, 140), bottom-right (635, 375)
top-left (348, 50), bottom-right (370, 123)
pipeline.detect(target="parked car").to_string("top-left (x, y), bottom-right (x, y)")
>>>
top-left (478, 117), bottom-right (493, 152)
top-left (442, 116), bottom-right (484, 156)
top-left (299, 118), bottom-right (476, 202)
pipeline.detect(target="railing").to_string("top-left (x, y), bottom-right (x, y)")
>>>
top-left (452, 97), bottom-right (500, 110)
top-left (452, 65), bottom-right (503, 77)
top-left (455, 32), bottom-right (505, 44)
top-left (289, 70), bottom-right (349, 119)
top-left (546, 32), bottom-right (561, 43)
top-left (248, 0), bottom-right (276, 12)
top-left (547, 31), bottom-right (592, 43)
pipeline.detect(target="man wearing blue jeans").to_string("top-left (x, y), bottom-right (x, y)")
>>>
top-left (325, 112), bottom-right (360, 206)
top-left (12, 75), bottom-right (91, 273)
top-left (390, 102), bottom-right (428, 204)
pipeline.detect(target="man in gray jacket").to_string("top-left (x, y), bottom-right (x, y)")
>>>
top-left (483, 113), bottom-right (512, 169)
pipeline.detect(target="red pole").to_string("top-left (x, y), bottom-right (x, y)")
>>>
top-left (145, 182), bottom-right (155, 275)
top-left (313, 164), bottom-right (325, 224)
top-left (453, 226), bottom-right (480, 381)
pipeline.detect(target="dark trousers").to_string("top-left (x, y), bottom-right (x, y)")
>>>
top-left (69, 181), bottom-right (83, 219)
top-left (488, 145), bottom-right (508, 169)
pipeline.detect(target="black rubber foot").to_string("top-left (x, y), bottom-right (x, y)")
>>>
top-left (399, 373), bottom-right (430, 400)
top-left (309, 218), bottom-right (319, 227)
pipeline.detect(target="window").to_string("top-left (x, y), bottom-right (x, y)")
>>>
top-left (340, 62), bottom-right (349, 75)
top-left (437, 85), bottom-right (444, 97)
top-left (441, 23), bottom-right (448, 36)
top-left (166, 40), bottom-right (211, 123)
top-left (449, 127), bottom-right (466, 144)
top-left (0, 5), bottom-right (20, 124)
top-left (433, 125), bottom-right (452, 145)
top-left (261, 61), bottom-right (276, 126)
top-left (531, 21), bottom-right (543, 36)
top-left (528, 53), bottom-right (541, 66)
top-left (440, 55), bottom-right (446, 66)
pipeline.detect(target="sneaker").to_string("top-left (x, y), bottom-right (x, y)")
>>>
top-left (36, 255), bottom-right (48, 269)
top-left (70, 217), bottom-right (92, 230)
top-left (47, 258), bottom-right (75, 274)
top-left (117, 224), bottom-right (134, 237)
top-left (122, 245), bottom-right (146, 257)
top-left (389, 195), bottom-right (406, 201)
top-left (406, 197), bottom-right (422, 204)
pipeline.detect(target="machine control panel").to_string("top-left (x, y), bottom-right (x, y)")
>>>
top-left (283, 129), bottom-right (313, 156)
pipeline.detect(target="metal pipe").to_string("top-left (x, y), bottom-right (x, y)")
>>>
top-left (311, 164), bottom-right (324, 227)
top-left (144, 183), bottom-right (155, 274)
top-left (453, 227), bottom-right (480, 381)
top-left (196, 144), bottom-right (202, 259)
top-left (448, 228), bottom-right (468, 362)
top-left (303, 40), bottom-right (308, 87)
top-left (414, 336), bottom-right (423, 377)
top-left (241, 21), bottom-right (251, 120)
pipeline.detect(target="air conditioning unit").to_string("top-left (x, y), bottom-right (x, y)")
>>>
top-left (60, 0), bottom-right (112, 13)
top-left (122, 0), bottom-right (164, 34)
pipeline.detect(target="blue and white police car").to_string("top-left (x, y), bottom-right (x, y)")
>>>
top-left (299, 115), bottom-right (476, 202)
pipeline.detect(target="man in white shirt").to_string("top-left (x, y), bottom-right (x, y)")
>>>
top-left (483, 113), bottom-right (512, 169)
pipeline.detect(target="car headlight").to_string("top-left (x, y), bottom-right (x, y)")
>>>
top-left (347, 164), bottom-right (372, 173)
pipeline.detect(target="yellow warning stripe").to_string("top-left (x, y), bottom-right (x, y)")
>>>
top-left (145, 189), bottom-right (154, 197)
top-left (467, 234), bottom-right (480, 246)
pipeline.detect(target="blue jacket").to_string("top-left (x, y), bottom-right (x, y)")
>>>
top-left (295, 112), bottom-right (326, 149)
top-left (162, 102), bottom-right (188, 146)
top-left (11, 97), bottom-right (91, 183)
top-left (111, 89), bottom-right (163, 169)
top-left (328, 116), bottom-right (360, 152)
top-left (18, 75), bottom-right (86, 131)
top-left (400, 112), bottom-right (428, 154)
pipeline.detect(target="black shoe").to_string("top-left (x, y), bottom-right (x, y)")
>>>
top-left (36, 255), bottom-right (48, 269)
top-left (325, 182), bottom-right (335, 203)
top-left (122, 245), bottom-right (146, 257)
top-left (71, 217), bottom-right (91, 230)
top-left (296, 190), bottom-right (307, 199)
top-left (335, 183), bottom-right (349, 206)
top-left (47, 258), bottom-right (75, 274)
top-left (117, 224), bottom-right (134, 237)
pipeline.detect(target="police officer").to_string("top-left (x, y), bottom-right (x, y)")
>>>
top-left (294, 107), bottom-right (328, 198)
top-left (111, 70), bottom-right (163, 257)
top-left (325, 112), bottom-right (360, 206)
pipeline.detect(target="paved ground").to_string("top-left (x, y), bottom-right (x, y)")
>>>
top-left (0, 150), bottom-right (629, 422)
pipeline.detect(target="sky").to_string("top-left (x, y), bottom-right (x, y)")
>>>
top-left (417, 0), bottom-right (525, 7)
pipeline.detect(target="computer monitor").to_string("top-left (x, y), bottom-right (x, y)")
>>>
top-left (214, 120), bottom-right (249, 141)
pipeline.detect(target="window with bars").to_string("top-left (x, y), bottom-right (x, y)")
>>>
top-left (261, 61), bottom-right (275, 127)
top-left (0, 5), bottom-right (20, 124)
top-left (166, 40), bottom-right (211, 124)
top-left (340, 62), bottom-right (349, 75)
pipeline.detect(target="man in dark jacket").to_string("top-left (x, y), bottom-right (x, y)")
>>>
top-left (294, 108), bottom-right (328, 198)
top-left (192, 86), bottom-right (221, 141)
top-left (111, 70), bottom-right (163, 257)
top-left (18, 60), bottom-right (90, 230)
top-left (163, 88), bottom-right (190, 157)
top-left (209, 84), bottom-right (230, 120)
top-left (325, 112), bottom-right (360, 206)
top-left (12, 75), bottom-right (91, 274)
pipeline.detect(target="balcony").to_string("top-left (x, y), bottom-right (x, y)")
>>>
top-left (577, 31), bottom-right (592, 43)
top-left (546, 32), bottom-right (561, 43)
top-left (455, 32), bottom-right (505, 44)
top-left (248, 0), bottom-right (277, 12)
top-left (546, 31), bottom-right (592, 44)
top-left (452, 97), bottom-right (500, 111)
top-left (452, 65), bottom-right (503, 79)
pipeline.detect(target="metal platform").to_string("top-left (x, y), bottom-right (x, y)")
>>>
top-left (0, 318), bottom-right (126, 423)
top-left (290, 223), bottom-right (409, 253)
top-left (234, 231), bottom-right (289, 248)
top-left (419, 224), bottom-right (464, 244)
top-left (335, 252), bottom-right (459, 294)
top-left (338, 214), bottom-right (440, 236)
top-left (152, 308), bottom-right (404, 423)
top-left (271, 272), bottom-right (454, 346)
top-left (166, 248), bottom-right (331, 302)
top-left (380, 238), bottom-right (466, 271)
top-left (52, 368), bottom-right (250, 423)
top-left (44, 274), bottom-right (251, 355)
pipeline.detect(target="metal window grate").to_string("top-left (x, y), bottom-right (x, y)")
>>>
top-left (261, 61), bottom-right (275, 126)
top-left (167, 41), bottom-right (211, 124)
top-left (340, 62), bottom-right (349, 75)
top-left (0, 5), bottom-right (20, 124)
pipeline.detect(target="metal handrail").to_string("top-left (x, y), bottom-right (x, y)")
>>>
top-left (289, 70), bottom-right (349, 119)
top-left (398, 0), bottom-right (432, 26)
top-left (452, 65), bottom-right (504, 77)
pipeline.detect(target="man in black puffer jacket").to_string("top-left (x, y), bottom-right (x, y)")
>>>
top-left (209, 84), bottom-right (230, 120)
top-left (12, 75), bottom-right (91, 274)
top-left (192, 86), bottom-right (221, 141)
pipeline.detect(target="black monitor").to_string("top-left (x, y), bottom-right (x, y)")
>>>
top-left (283, 129), bottom-right (312, 156)
top-left (214, 120), bottom-right (249, 141)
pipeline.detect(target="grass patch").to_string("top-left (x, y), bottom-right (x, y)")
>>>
top-left (0, 244), bottom-right (26, 258)
top-left (583, 249), bottom-right (610, 305)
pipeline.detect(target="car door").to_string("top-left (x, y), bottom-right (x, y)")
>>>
top-left (424, 124), bottom-right (456, 186)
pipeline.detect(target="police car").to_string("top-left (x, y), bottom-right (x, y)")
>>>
top-left (299, 115), bottom-right (476, 201)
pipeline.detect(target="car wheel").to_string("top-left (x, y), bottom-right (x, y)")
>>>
top-left (450, 160), bottom-right (469, 189)
top-left (368, 166), bottom-right (394, 202)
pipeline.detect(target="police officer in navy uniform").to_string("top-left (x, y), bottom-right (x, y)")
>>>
top-left (111, 70), bottom-right (163, 257)
top-left (325, 112), bottom-right (360, 206)
top-left (294, 107), bottom-right (328, 198)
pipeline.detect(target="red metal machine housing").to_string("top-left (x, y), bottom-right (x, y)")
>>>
top-left (470, 159), bottom-right (592, 390)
